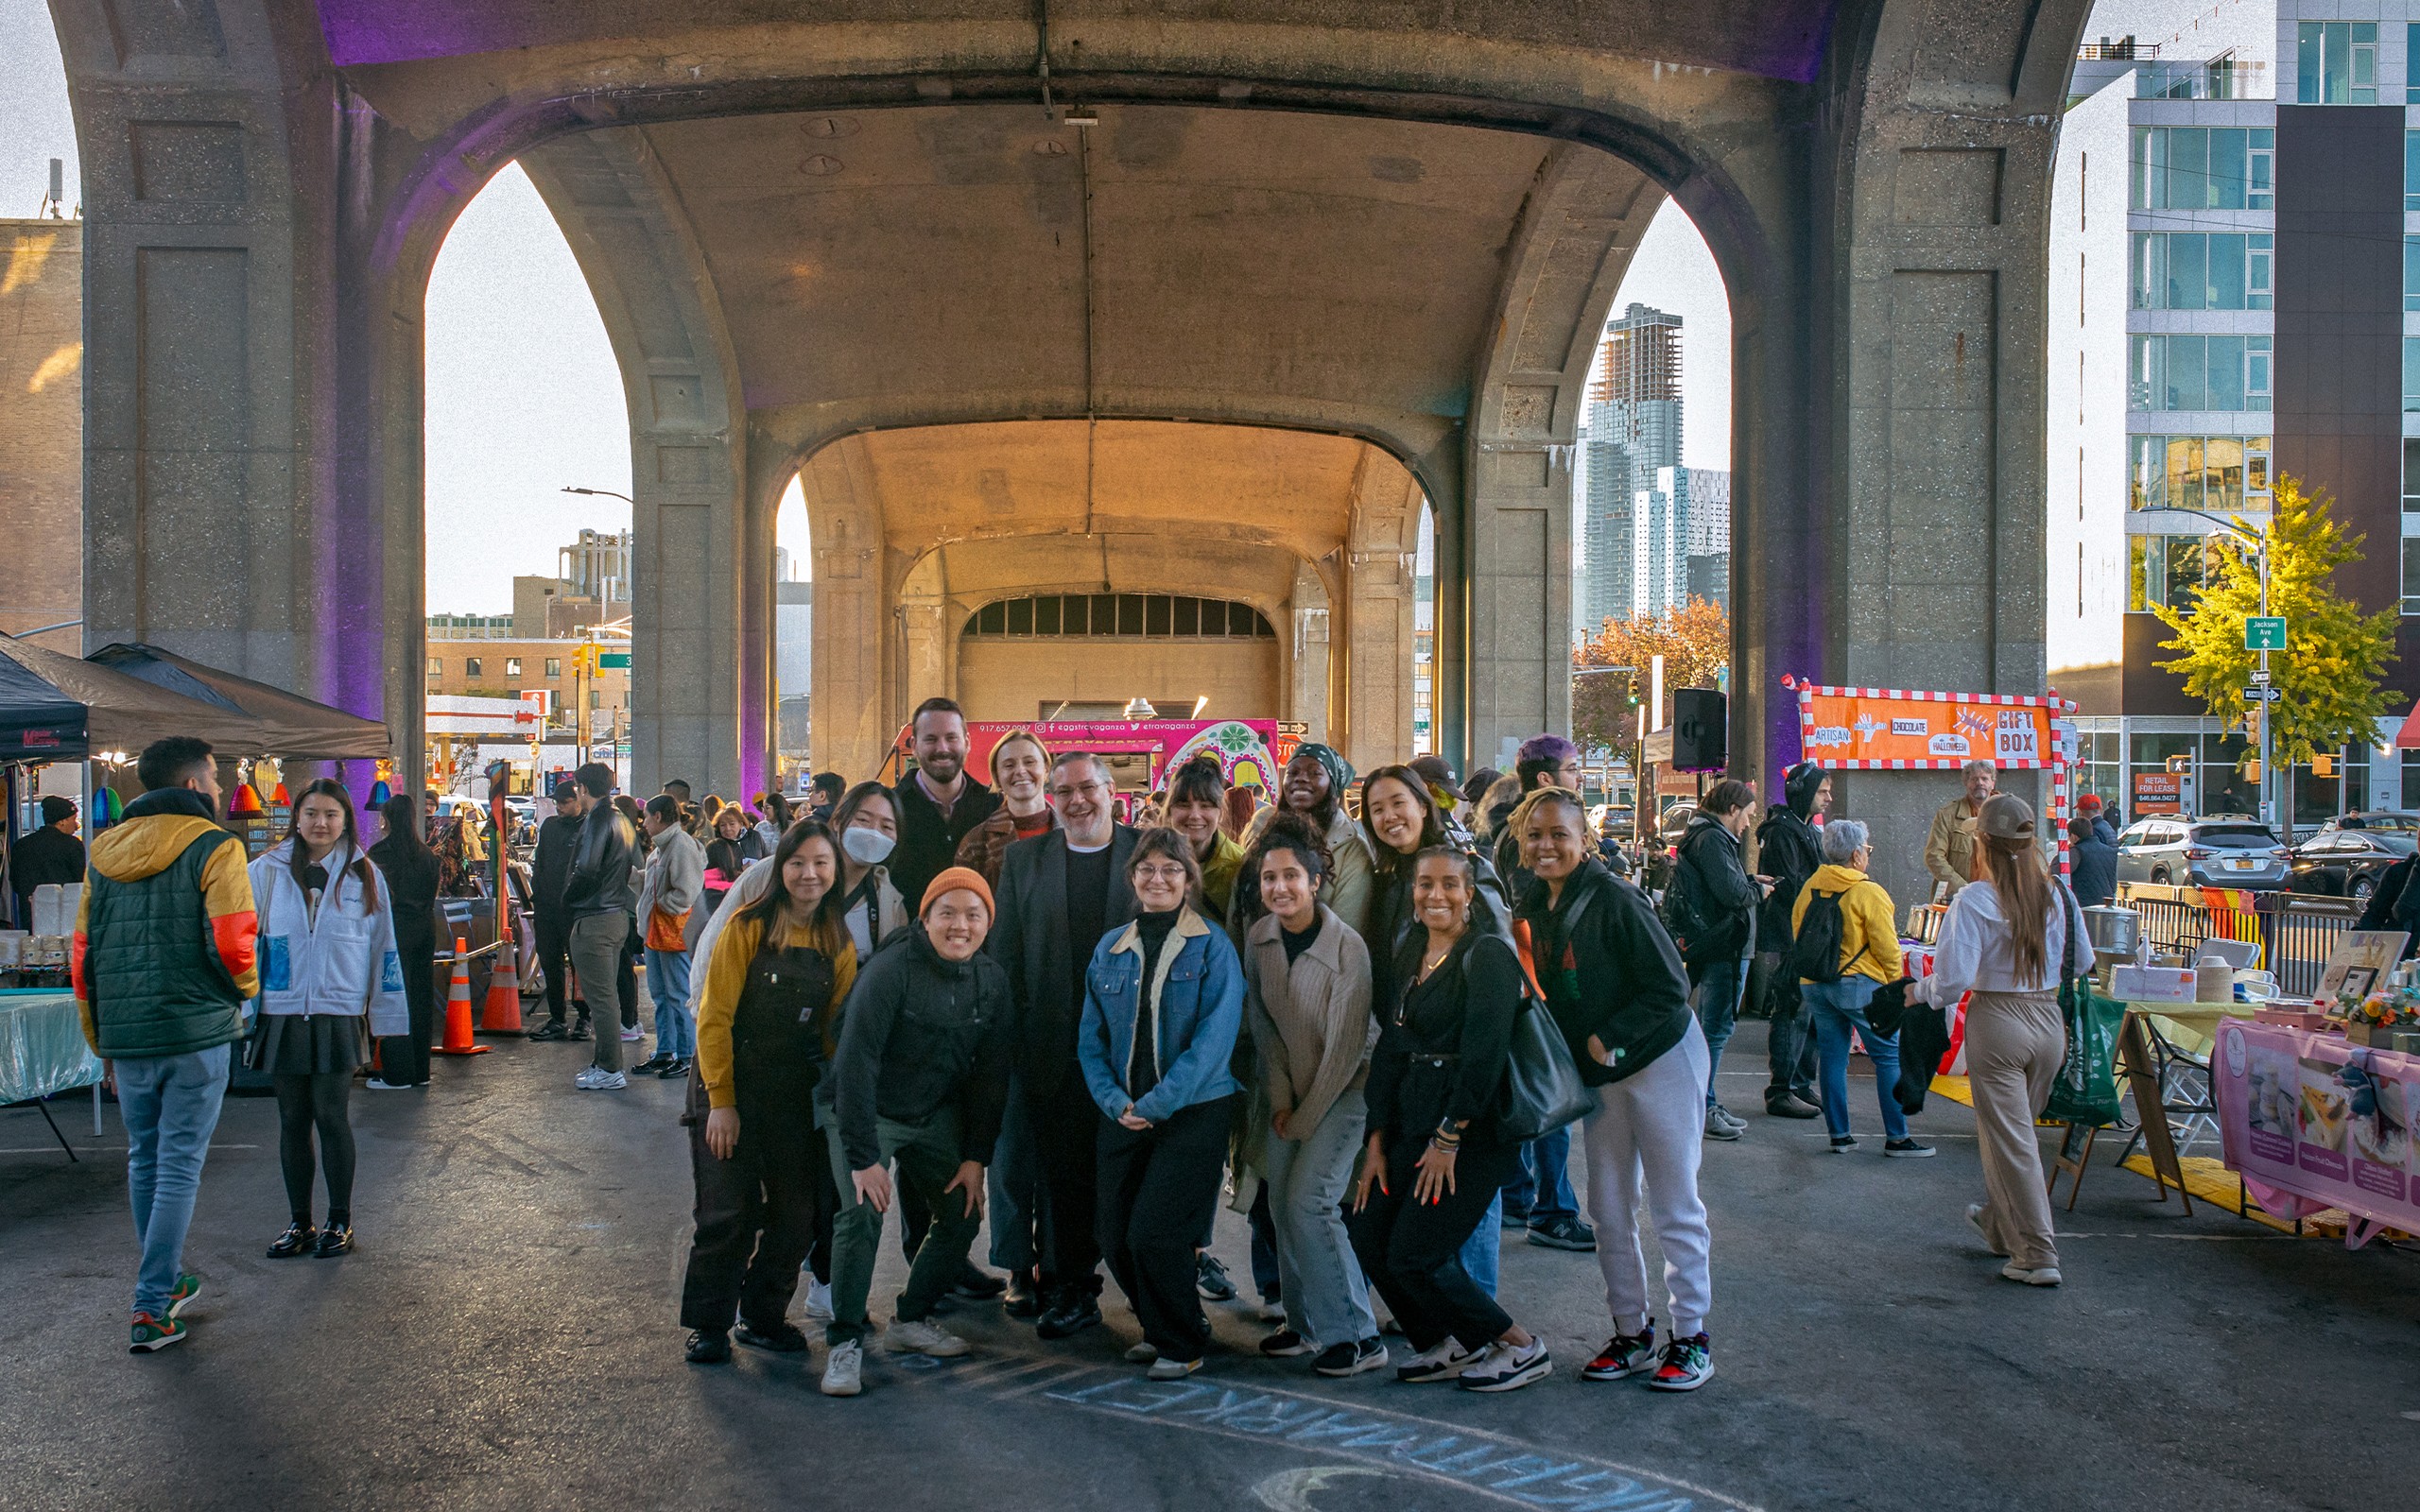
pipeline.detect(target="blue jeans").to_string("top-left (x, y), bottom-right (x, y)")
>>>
top-left (1458, 1190), bottom-right (1502, 1297)
top-left (117, 1045), bottom-right (232, 1316)
top-left (1499, 1126), bottom-right (1579, 1223)
top-left (647, 947), bottom-right (695, 1058)
top-left (1262, 1087), bottom-right (1377, 1348)
top-left (1690, 947), bottom-right (1752, 1109)
top-left (1806, 977), bottom-right (1910, 1142)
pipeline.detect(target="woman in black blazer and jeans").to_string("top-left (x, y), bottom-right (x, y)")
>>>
top-left (1349, 846), bottom-right (1549, 1393)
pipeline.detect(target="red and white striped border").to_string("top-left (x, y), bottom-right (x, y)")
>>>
top-left (1787, 677), bottom-right (2080, 772)
top-left (1782, 675), bottom-right (2077, 713)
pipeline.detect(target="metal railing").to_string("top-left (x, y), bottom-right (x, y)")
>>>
top-left (2113, 883), bottom-right (2359, 998)
top-left (2080, 39), bottom-right (2154, 60)
top-left (2133, 59), bottom-right (2267, 100)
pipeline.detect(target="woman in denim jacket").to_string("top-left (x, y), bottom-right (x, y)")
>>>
top-left (1078, 828), bottom-right (1244, 1380)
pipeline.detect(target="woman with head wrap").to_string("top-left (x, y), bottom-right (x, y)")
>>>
top-left (1238, 743), bottom-right (1374, 943)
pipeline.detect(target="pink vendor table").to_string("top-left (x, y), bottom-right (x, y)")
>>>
top-left (2213, 1018), bottom-right (2420, 1249)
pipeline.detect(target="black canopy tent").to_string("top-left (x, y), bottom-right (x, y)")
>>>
top-left (87, 643), bottom-right (390, 763)
top-left (0, 636), bottom-right (265, 762)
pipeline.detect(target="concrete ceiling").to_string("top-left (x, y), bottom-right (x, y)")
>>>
top-left (634, 103), bottom-right (1584, 455)
top-left (314, 1), bottom-right (1842, 83)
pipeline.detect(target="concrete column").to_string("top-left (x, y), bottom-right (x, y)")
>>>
top-left (1287, 561), bottom-right (1331, 744)
top-left (524, 129), bottom-right (750, 800)
top-left (1335, 451), bottom-right (1422, 773)
top-left (895, 548), bottom-right (953, 713)
top-left (798, 438), bottom-right (890, 781)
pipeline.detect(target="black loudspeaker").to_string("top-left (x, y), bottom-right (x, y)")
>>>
top-left (1671, 688), bottom-right (1728, 773)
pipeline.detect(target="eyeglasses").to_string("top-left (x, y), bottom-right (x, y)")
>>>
top-left (1132, 863), bottom-right (1191, 885)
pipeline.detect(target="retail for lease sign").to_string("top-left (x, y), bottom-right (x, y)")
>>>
top-left (1787, 679), bottom-right (2074, 770)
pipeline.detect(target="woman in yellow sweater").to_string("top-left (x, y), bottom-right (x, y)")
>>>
top-left (678, 820), bottom-right (858, 1365)
top-left (1789, 819), bottom-right (1930, 1159)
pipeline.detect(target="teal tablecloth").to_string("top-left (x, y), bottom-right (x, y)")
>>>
top-left (0, 990), bottom-right (103, 1103)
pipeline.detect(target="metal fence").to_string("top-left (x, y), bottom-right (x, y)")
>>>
top-left (2111, 884), bottom-right (2359, 998)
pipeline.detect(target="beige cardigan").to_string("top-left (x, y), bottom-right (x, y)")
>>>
top-left (1244, 902), bottom-right (1378, 1136)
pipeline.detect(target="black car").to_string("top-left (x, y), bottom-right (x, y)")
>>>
top-left (2289, 824), bottom-right (2418, 902)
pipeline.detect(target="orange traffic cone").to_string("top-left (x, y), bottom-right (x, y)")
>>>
top-left (432, 936), bottom-right (490, 1057)
top-left (476, 938), bottom-right (527, 1036)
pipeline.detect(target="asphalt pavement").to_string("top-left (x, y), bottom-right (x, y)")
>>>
top-left (5, 1020), bottom-right (2417, 1512)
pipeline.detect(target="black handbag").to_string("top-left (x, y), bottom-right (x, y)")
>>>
top-left (1494, 891), bottom-right (1598, 1143)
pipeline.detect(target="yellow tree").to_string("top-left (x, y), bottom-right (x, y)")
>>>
top-left (2152, 474), bottom-right (2396, 817)
top-left (1573, 598), bottom-right (1730, 753)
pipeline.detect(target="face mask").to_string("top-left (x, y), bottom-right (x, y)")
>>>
top-left (842, 827), bottom-right (895, 866)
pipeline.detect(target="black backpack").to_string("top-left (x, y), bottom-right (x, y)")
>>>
top-left (1788, 885), bottom-right (1868, 985)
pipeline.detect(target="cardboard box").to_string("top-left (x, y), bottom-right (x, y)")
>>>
top-left (2114, 964), bottom-right (2198, 1003)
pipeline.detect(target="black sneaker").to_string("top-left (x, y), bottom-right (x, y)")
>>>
top-left (1884, 1138), bottom-right (1937, 1159)
top-left (1498, 1205), bottom-right (1532, 1229)
top-left (631, 1053), bottom-right (675, 1075)
top-left (686, 1328), bottom-right (732, 1365)
top-left (735, 1320), bottom-right (810, 1353)
top-left (566, 1021), bottom-right (592, 1042)
top-left (1195, 1252), bottom-right (1237, 1301)
top-left (267, 1222), bottom-right (317, 1259)
top-left (951, 1263), bottom-right (1008, 1300)
top-left (1258, 1328), bottom-right (1315, 1357)
top-left (1826, 1135), bottom-right (1858, 1153)
top-left (527, 1021), bottom-right (570, 1042)
top-left (656, 1057), bottom-right (691, 1080)
top-left (1527, 1213), bottom-right (1598, 1251)
top-left (1582, 1322), bottom-right (1657, 1382)
top-left (1036, 1292), bottom-right (1103, 1340)
top-left (1314, 1337), bottom-right (1388, 1377)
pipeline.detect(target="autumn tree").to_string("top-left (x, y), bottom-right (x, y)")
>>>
top-left (2153, 474), bottom-right (2396, 815)
top-left (1572, 597), bottom-right (1731, 754)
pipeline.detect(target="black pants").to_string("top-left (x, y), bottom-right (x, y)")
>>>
top-left (380, 921), bottom-right (438, 1086)
top-left (679, 1076), bottom-right (823, 1332)
top-left (272, 1072), bottom-right (356, 1224)
top-left (617, 930), bottom-right (641, 1031)
top-left (1097, 1095), bottom-right (1235, 1361)
top-left (1348, 1132), bottom-right (1517, 1356)
top-left (535, 913), bottom-right (576, 1023)
top-left (1762, 964), bottom-right (1819, 1100)
top-left (1028, 1069), bottom-right (1108, 1299)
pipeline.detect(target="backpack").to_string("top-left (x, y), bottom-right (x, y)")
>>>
top-left (1788, 885), bottom-right (1868, 985)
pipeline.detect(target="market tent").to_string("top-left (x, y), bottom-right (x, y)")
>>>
top-left (2395, 696), bottom-right (2420, 749)
top-left (0, 635), bottom-right (265, 762)
top-left (88, 643), bottom-right (390, 762)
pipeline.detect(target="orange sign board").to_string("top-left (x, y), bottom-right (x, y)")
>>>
top-left (1791, 684), bottom-right (2068, 770)
top-left (2133, 771), bottom-right (2184, 815)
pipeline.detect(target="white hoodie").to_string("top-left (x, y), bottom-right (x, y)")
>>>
top-left (248, 838), bottom-right (410, 1035)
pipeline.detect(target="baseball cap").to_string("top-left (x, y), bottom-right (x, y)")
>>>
top-left (1978, 793), bottom-right (2036, 841)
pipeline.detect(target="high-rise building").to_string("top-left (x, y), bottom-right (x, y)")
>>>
top-left (1580, 303), bottom-right (1684, 629)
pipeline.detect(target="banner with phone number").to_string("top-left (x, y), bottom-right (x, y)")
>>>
top-left (1789, 681), bottom-right (2075, 770)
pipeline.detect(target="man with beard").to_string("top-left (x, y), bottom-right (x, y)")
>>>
top-left (1752, 763), bottom-right (1828, 1119)
top-left (991, 753), bottom-right (1139, 1339)
top-left (890, 697), bottom-right (1002, 917)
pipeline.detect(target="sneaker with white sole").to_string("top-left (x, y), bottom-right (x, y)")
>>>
top-left (1146, 1355), bottom-right (1201, 1381)
top-left (883, 1317), bottom-right (970, 1357)
top-left (803, 1279), bottom-right (835, 1321)
top-left (2000, 1261), bottom-right (2063, 1286)
top-left (1710, 1104), bottom-right (1749, 1133)
top-left (574, 1068), bottom-right (628, 1091)
top-left (1124, 1340), bottom-right (1159, 1364)
top-left (1703, 1107), bottom-right (1741, 1142)
top-left (166, 1272), bottom-right (202, 1321)
top-left (1883, 1138), bottom-right (1936, 1158)
top-left (1582, 1322), bottom-right (1657, 1382)
top-left (1314, 1336), bottom-right (1389, 1377)
top-left (821, 1339), bottom-right (863, 1396)
top-left (1394, 1338), bottom-right (1478, 1383)
top-left (1459, 1338), bottom-right (1552, 1392)
top-left (1258, 1328), bottom-right (1315, 1357)
top-left (620, 1026), bottom-right (646, 1042)
top-left (1647, 1332), bottom-right (1714, 1391)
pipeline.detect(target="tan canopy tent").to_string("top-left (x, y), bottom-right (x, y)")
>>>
top-left (87, 643), bottom-right (390, 762)
top-left (0, 635), bottom-right (266, 762)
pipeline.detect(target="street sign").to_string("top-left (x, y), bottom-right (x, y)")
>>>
top-left (597, 651), bottom-right (631, 669)
top-left (2244, 616), bottom-right (2287, 651)
top-left (2248, 668), bottom-right (2272, 685)
top-left (2241, 686), bottom-right (2283, 703)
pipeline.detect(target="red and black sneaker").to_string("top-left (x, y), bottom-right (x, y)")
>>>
top-left (1582, 1321), bottom-right (1657, 1382)
top-left (1647, 1332), bottom-right (1714, 1392)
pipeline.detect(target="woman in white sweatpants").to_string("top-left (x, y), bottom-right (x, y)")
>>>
top-left (1513, 788), bottom-right (1717, 1392)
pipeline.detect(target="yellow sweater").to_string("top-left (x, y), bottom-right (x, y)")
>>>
top-left (696, 907), bottom-right (857, 1109)
top-left (1790, 863), bottom-right (1904, 985)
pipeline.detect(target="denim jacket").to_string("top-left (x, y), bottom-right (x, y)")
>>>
top-left (1078, 906), bottom-right (1244, 1125)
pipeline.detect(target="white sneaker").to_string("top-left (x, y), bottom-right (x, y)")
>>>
top-left (821, 1339), bottom-right (864, 1396)
top-left (573, 1068), bottom-right (627, 1091)
top-left (1394, 1338), bottom-right (1479, 1383)
top-left (1459, 1338), bottom-right (1552, 1393)
top-left (1124, 1340), bottom-right (1159, 1364)
top-left (803, 1280), bottom-right (834, 1322)
top-left (1711, 1104), bottom-right (1749, 1133)
top-left (1146, 1355), bottom-right (1201, 1381)
top-left (1703, 1107), bottom-right (1742, 1142)
top-left (2000, 1261), bottom-right (2063, 1287)
top-left (883, 1317), bottom-right (970, 1357)
top-left (620, 1026), bottom-right (645, 1042)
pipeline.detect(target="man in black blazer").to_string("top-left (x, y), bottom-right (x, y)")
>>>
top-left (989, 751), bottom-right (1137, 1340)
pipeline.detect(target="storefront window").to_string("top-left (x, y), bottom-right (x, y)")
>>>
top-left (2200, 732), bottom-right (2258, 817)
top-left (2075, 729), bottom-right (2123, 820)
top-left (2129, 732), bottom-right (2197, 818)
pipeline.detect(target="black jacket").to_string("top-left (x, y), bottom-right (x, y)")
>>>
top-left (989, 827), bottom-right (1139, 1095)
top-left (9, 822), bottom-right (85, 904)
top-left (1754, 808), bottom-right (1822, 950)
top-left (367, 834), bottom-right (441, 942)
top-left (531, 813), bottom-right (582, 920)
top-left (1367, 843), bottom-right (1512, 1017)
top-left (562, 802), bottom-right (638, 919)
top-left (1518, 860), bottom-right (1693, 1087)
top-left (890, 771), bottom-right (1001, 919)
top-left (832, 924), bottom-right (1013, 1170)
top-left (1675, 815), bottom-right (1758, 963)
top-left (2359, 854), bottom-right (2420, 960)
top-left (1366, 927), bottom-right (1521, 1144)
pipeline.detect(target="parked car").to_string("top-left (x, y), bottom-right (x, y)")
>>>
top-left (1655, 800), bottom-right (1698, 851)
top-left (2114, 816), bottom-right (2290, 890)
top-left (2289, 826), bottom-right (2417, 901)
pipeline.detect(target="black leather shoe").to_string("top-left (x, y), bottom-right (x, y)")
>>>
top-left (267, 1223), bottom-right (317, 1259)
top-left (686, 1329), bottom-right (733, 1365)
top-left (1036, 1293), bottom-right (1102, 1340)
top-left (568, 1018), bottom-right (592, 1041)
top-left (951, 1263), bottom-right (1007, 1300)
top-left (527, 1021), bottom-right (570, 1042)
top-left (314, 1224), bottom-right (354, 1258)
top-left (1003, 1271), bottom-right (1043, 1319)
top-left (735, 1320), bottom-right (810, 1353)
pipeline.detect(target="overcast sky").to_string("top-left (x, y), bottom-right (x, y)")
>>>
top-left (4, 0), bottom-right (2243, 611)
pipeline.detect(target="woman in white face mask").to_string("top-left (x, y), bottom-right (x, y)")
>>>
top-left (830, 782), bottom-right (910, 963)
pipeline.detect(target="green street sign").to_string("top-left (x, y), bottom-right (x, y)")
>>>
top-left (597, 651), bottom-right (631, 669)
top-left (2244, 616), bottom-right (2286, 651)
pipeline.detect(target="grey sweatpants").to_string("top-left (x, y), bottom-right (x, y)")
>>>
top-left (568, 913), bottom-right (628, 1073)
top-left (1964, 989), bottom-right (2064, 1272)
top-left (1579, 1020), bottom-right (1714, 1338)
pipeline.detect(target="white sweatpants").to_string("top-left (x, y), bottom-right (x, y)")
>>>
top-left (1579, 1020), bottom-right (1714, 1338)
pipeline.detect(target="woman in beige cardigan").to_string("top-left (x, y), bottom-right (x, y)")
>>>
top-left (1243, 812), bottom-right (1385, 1378)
